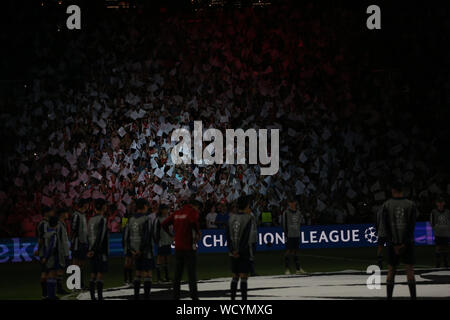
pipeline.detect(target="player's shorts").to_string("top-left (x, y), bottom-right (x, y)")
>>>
top-left (40, 260), bottom-right (48, 273)
top-left (286, 237), bottom-right (300, 250)
top-left (377, 237), bottom-right (387, 246)
top-left (157, 245), bottom-right (172, 256)
top-left (72, 244), bottom-right (88, 260)
top-left (435, 237), bottom-right (449, 246)
top-left (45, 255), bottom-right (60, 271)
top-left (90, 254), bottom-right (108, 274)
top-left (57, 257), bottom-right (69, 270)
top-left (387, 242), bottom-right (415, 266)
top-left (134, 256), bottom-right (154, 271)
top-left (230, 256), bottom-right (251, 274)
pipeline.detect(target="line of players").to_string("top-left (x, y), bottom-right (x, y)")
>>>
top-left (34, 194), bottom-right (306, 301)
top-left (375, 182), bottom-right (450, 300)
top-left (35, 182), bottom-right (448, 301)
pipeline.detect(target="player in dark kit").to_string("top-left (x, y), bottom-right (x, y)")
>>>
top-left (87, 198), bottom-right (109, 300)
top-left (430, 196), bottom-right (450, 268)
top-left (380, 181), bottom-right (417, 300)
top-left (125, 198), bottom-right (154, 300)
top-left (35, 206), bottom-right (55, 299)
top-left (226, 196), bottom-right (255, 301)
top-left (162, 198), bottom-right (202, 300)
top-left (41, 215), bottom-right (61, 300)
top-left (282, 195), bottom-right (306, 274)
top-left (55, 208), bottom-right (70, 295)
top-left (153, 204), bottom-right (173, 283)
top-left (71, 198), bottom-right (90, 289)
top-left (121, 211), bottom-right (133, 286)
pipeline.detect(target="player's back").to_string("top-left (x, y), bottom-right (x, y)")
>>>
top-left (227, 212), bottom-right (252, 257)
top-left (88, 215), bottom-right (109, 254)
top-left (283, 209), bottom-right (301, 238)
top-left (430, 209), bottom-right (450, 237)
top-left (382, 198), bottom-right (416, 244)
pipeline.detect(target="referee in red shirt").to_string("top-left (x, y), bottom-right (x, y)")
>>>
top-left (162, 198), bottom-right (202, 300)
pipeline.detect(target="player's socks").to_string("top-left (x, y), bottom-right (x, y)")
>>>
top-left (240, 278), bottom-right (248, 301)
top-left (96, 280), bottom-right (104, 300)
top-left (230, 278), bottom-right (238, 300)
top-left (294, 255), bottom-right (301, 271)
top-left (284, 255), bottom-right (290, 269)
top-left (249, 259), bottom-right (255, 275)
top-left (47, 278), bottom-right (57, 300)
top-left (407, 280), bottom-right (416, 300)
top-left (386, 280), bottom-right (394, 300)
top-left (156, 264), bottom-right (161, 282)
top-left (377, 255), bottom-right (383, 269)
top-left (133, 277), bottom-right (141, 300)
top-left (435, 252), bottom-right (441, 268)
top-left (56, 276), bottom-right (63, 293)
top-left (163, 264), bottom-right (170, 281)
top-left (89, 279), bottom-right (96, 300)
top-left (41, 279), bottom-right (48, 298)
top-left (442, 252), bottom-right (448, 268)
top-left (143, 277), bottom-right (152, 300)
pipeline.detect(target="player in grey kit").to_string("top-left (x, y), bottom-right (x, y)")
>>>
top-left (87, 198), bottom-right (109, 300)
top-left (430, 196), bottom-right (450, 268)
top-left (125, 198), bottom-right (154, 300)
top-left (71, 198), bottom-right (89, 289)
top-left (380, 181), bottom-right (417, 300)
top-left (226, 196), bottom-right (255, 301)
top-left (282, 195), bottom-right (306, 275)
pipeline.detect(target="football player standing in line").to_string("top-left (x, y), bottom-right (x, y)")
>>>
top-left (153, 204), bottom-right (173, 283)
top-left (226, 196), bottom-right (254, 300)
top-left (35, 206), bottom-right (54, 299)
top-left (430, 196), bottom-right (450, 268)
top-left (282, 195), bottom-right (306, 275)
top-left (125, 198), bottom-right (154, 300)
top-left (380, 181), bottom-right (417, 300)
top-left (162, 198), bottom-right (202, 300)
top-left (71, 199), bottom-right (90, 290)
top-left (87, 198), bottom-right (109, 300)
top-left (56, 208), bottom-right (70, 295)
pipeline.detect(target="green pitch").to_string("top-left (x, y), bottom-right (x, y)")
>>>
top-left (0, 246), bottom-right (437, 300)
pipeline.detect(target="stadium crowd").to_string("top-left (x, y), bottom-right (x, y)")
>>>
top-left (1, 2), bottom-right (449, 238)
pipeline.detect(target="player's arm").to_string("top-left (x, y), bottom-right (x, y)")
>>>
top-left (429, 211), bottom-right (435, 228)
top-left (161, 213), bottom-right (175, 237)
top-left (190, 211), bottom-right (201, 241)
top-left (381, 204), bottom-right (393, 243)
top-left (282, 211), bottom-right (287, 233)
top-left (154, 219), bottom-right (161, 244)
top-left (71, 214), bottom-right (79, 242)
top-left (225, 221), bottom-right (233, 254)
top-left (239, 220), bottom-right (252, 258)
top-left (408, 204), bottom-right (417, 243)
top-left (43, 234), bottom-right (55, 262)
top-left (36, 223), bottom-right (45, 256)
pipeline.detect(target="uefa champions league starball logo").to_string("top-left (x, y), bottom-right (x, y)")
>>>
top-left (364, 227), bottom-right (378, 243)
